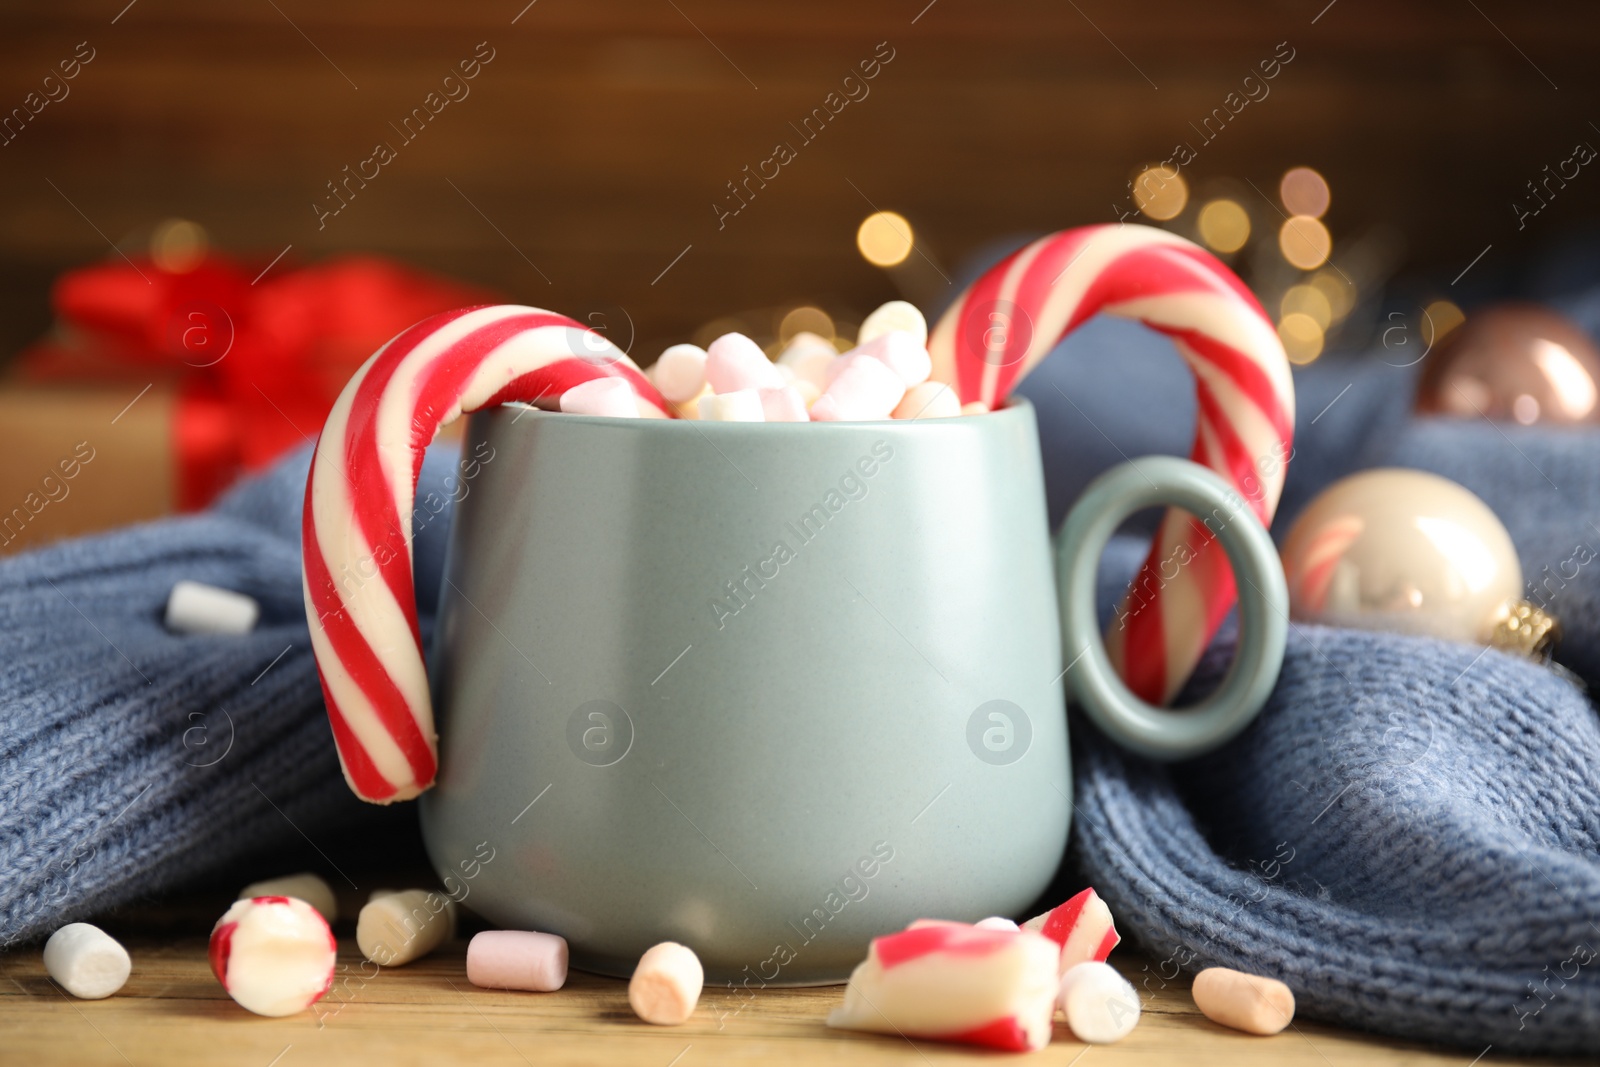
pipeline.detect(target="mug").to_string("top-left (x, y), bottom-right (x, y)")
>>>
top-left (420, 398), bottom-right (1286, 984)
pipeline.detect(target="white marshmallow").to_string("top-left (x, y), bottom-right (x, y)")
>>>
top-left (697, 390), bottom-right (765, 422)
top-left (357, 889), bottom-right (456, 966)
top-left (1059, 961), bottom-right (1141, 1044)
top-left (673, 384), bottom-right (713, 420)
top-left (839, 330), bottom-right (931, 388)
top-left (759, 386), bottom-right (810, 422)
top-left (893, 382), bottom-right (961, 420)
top-left (810, 356), bottom-right (906, 422)
top-left (239, 872), bottom-right (337, 924)
top-left (792, 379), bottom-right (822, 407)
top-left (776, 332), bottom-right (837, 390)
top-left (559, 378), bottom-right (640, 418)
top-left (651, 344), bottom-right (710, 403)
top-left (629, 941), bottom-right (703, 1025)
top-left (961, 401), bottom-right (991, 416)
top-left (467, 930), bottom-right (569, 992)
top-left (859, 300), bottom-right (928, 347)
top-left (43, 923), bottom-right (131, 999)
top-left (211, 897), bottom-right (336, 1017)
top-left (164, 581), bottom-right (259, 636)
top-left (706, 332), bottom-right (783, 393)
top-left (975, 916), bottom-right (1021, 932)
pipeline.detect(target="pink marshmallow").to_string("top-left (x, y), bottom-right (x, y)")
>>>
top-left (466, 930), bottom-right (569, 992)
top-left (840, 330), bottom-right (932, 388)
top-left (651, 344), bottom-right (709, 403)
top-left (810, 356), bottom-right (906, 422)
top-left (559, 378), bottom-right (640, 418)
top-left (759, 386), bottom-right (810, 422)
top-left (893, 382), bottom-right (962, 420)
top-left (706, 332), bottom-right (783, 393)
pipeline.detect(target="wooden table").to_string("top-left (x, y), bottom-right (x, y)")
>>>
top-left (1, 922), bottom-right (1577, 1067)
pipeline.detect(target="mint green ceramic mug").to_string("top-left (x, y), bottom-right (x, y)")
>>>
top-left (421, 400), bottom-right (1286, 983)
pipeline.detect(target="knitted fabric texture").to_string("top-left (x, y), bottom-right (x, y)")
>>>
top-left (2, 323), bottom-right (1597, 1052)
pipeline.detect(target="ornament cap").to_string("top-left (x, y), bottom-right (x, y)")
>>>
top-left (1489, 599), bottom-right (1562, 662)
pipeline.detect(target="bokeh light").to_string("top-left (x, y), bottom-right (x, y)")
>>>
top-left (1279, 215), bottom-right (1332, 270)
top-left (857, 211), bottom-right (914, 267)
top-left (151, 218), bottom-right (208, 273)
top-left (1278, 312), bottom-right (1325, 364)
top-left (1311, 270), bottom-right (1355, 322)
top-left (1280, 167), bottom-right (1330, 218)
top-left (1132, 165), bottom-right (1188, 221)
top-left (1197, 199), bottom-right (1251, 253)
top-left (779, 306), bottom-right (834, 344)
top-left (1422, 299), bottom-right (1465, 346)
top-left (1281, 284), bottom-right (1333, 330)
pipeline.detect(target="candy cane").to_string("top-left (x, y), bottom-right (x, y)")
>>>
top-left (928, 224), bottom-right (1295, 704)
top-left (302, 305), bottom-right (671, 803)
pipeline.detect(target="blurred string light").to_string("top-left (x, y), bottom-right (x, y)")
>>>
top-left (778, 305), bottom-right (834, 345)
top-left (857, 211), bottom-right (914, 267)
top-left (1311, 269), bottom-right (1355, 322)
top-left (1197, 199), bottom-right (1251, 253)
top-left (1278, 312), bottom-right (1324, 364)
top-left (1133, 165), bottom-right (1188, 221)
top-left (1279, 215), bottom-right (1332, 270)
top-left (1279, 167), bottom-right (1330, 218)
top-left (151, 218), bottom-right (208, 273)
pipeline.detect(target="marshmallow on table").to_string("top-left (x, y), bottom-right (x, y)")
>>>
top-left (357, 889), bottom-right (456, 966)
top-left (975, 916), bottom-right (1020, 932)
top-left (1059, 961), bottom-right (1141, 1044)
top-left (651, 343), bottom-right (710, 403)
top-left (759, 386), bottom-right (810, 422)
top-left (1191, 967), bottom-right (1295, 1035)
top-left (809, 356), bottom-right (906, 422)
top-left (893, 381), bottom-right (961, 420)
top-left (164, 581), bottom-right (259, 636)
top-left (838, 330), bottom-right (932, 388)
top-left (859, 299), bottom-right (929, 347)
top-left (629, 941), bottom-right (703, 1025)
top-left (44, 923), bottom-right (131, 999)
top-left (210, 897), bottom-right (337, 1017)
top-left (560, 377), bottom-right (641, 418)
top-left (238, 872), bottom-right (337, 924)
top-left (706, 332), bottom-right (783, 394)
top-left (697, 390), bottom-right (765, 422)
top-left (1023, 887), bottom-right (1121, 975)
top-left (467, 930), bottom-right (569, 992)
top-left (827, 921), bottom-right (1060, 1052)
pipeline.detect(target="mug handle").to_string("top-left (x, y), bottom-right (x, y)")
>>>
top-left (1053, 455), bottom-right (1288, 760)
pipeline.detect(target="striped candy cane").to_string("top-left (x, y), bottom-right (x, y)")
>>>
top-left (302, 305), bottom-right (671, 803)
top-left (927, 224), bottom-right (1295, 705)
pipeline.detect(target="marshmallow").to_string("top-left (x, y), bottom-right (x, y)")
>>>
top-left (893, 382), bottom-right (961, 420)
top-left (759, 386), bottom-right (810, 423)
top-left (841, 330), bottom-right (931, 388)
top-left (1022, 887), bottom-right (1121, 975)
top-left (827, 921), bottom-right (1060, 1052)
top-left (1058, 961), bottom-right (1141, 1044)
top-left (651, 344), bottom-right (710, 403)
top-left (239, 872), bottom-right (337, 924)
top-left (164, 580), bottom-right (259, 636)
top-left (673, 384), bottom-right (713, 420)
top-left (975, 916), bottom-right (1020, 932)
top-left (697, 390), bottom-right (765, 422)
top-left (809, 357), bottom-right (906, 422)
top-left (792, 379), bottom-right (822, 407)
top-left (706, 332), bottom-right (783, 393)
top-left (559, 377), bottom-right (640, 418)
top-left (210, 896), bottom-right (337, 1017)
top-left (961, 401), bottom-right (991, 416)
top-left (1191, 967), bottom-right (1296, 1035)
top-left (467, 930), bottom-right (569, 993)
top-left (357, 889), bottom-right (456, 966)
top-left (776, 332), bottom-right (837, 390)
top-left (43, 923), bottom-right (131, 1000)
top-left (859, 300), bottom-right (928, 348)
top-left (629, 942), bottom-right (703, 1025)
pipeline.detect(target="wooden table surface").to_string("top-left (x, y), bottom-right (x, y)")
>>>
top-left (1, 927), bottom-right (1579, 1067)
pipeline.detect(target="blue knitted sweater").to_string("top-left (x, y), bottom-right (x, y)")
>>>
top-left (2, 309), bottom-right (1598, 1054)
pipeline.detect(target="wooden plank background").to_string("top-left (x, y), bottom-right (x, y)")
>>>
top-left (1, 0), bottom-right (1596, 360)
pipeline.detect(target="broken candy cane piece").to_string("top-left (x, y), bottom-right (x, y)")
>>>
top-left (357, 889), bottom-right (457, 966)
top-left (467, 930), bottom-right (569, 992)
top-left (560, 377), bottom-right (641, 418)
top-left (1059, 961), bottom-right (1141, 1044)
top-left (1191, 967), bottom-right (1296, 1035)
top-left (859, 300), bottom-right (929, 348)
top-left (238, 872), bottom-right (338, 924)
top-left (210, 896), bottom-right (337, 1017)
top-left (706, 332), bottom-right (783, 393)
top-left (1022, 887), bottom-right (1120, 974)
top-left (43, 923), bottom-right (131, 999)
top-left (827, 922), bottom-right (1060, 1052)
top-left (629, 942), bottom-right (704, 1025)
